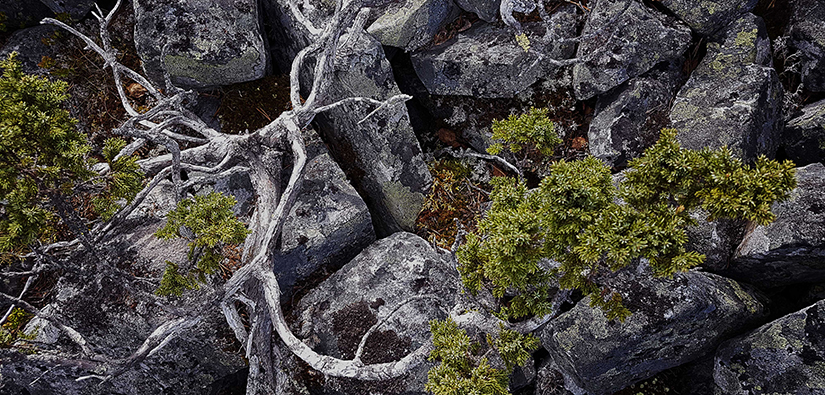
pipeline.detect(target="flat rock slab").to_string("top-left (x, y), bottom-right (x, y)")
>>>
top-left (412, 5), bottom-right (577, 98)
top-left (714, 299), bottom-right (825, 394)
top-left (133, 0), bottom-right (268, 89)
top-left (783, 98), bottom-right (825, 166)
top-left (658, 0), bottom-right (758, 38)
top-left (540, 264), bottom-right (767, 395)
top-left (670, 14), bottom-right (782, 162)
top-left (572, 0), bottom-right (691, 100)
top-left (293, 232), bottom-right (458, 394)
top-left (729, 163), bottom-right (825, 288)
top-left (453, 0), bottom-right (499, 22)
top-left (367, 0), bottom-right (460, 51)
top-left (788, 0), bottom-right (825, 92)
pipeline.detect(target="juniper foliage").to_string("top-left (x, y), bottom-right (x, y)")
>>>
top-left (487, 108), bottom-right (561, 158)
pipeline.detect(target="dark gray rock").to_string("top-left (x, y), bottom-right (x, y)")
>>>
top-left (657, 0), bottom-right (759, 38)
top-left (411, 5), bottom-right (577, 98)
top-left (292, 232), bottom-right (458, 394)
top-left (788, 0), bottom-right (825, 92)
top-left (366, 0), bottom-right (460, 51)
top-left (0, 25), bottom-right (60, 76)
top-left (536, 360), bottom-right (576, 395)
top-left (588, 59), bottom-right (685, 169)
top-left (685, 211), bottom-right (748, 273)
top-left (728, 163), bottom-right (825, 288)
top-left (0, 1), bottom-right (53, 32)
top-left (572, 0), bottom-right (691, 100)
top-left (540, 263), bottom-right (767, 395)
top-left (670, 14), bottom-right (782, 162)
top-left (133, 0), bottom-right (268, 89)
top-left (41, 0), bottom-right (96, 20)
top-left (783, 98), bottom-right (825, 166)
top-left (454, 0), bottom-right (499, 22)
top-left (713, 299), bottom-right (825, 395)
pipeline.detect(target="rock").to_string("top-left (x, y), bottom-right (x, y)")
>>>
top-left (366, 0), bottom-right (460, 51)
top-left (727, 163), bottom-right (825, 288)
top-left (670, 14), bottom-right (782, 162)
top-left (685, 211), bottom-right (748, 273)
top-left (714, 299), bottom-right (825, 394)
top-left (657, 0), bottom-right (759, 38)
top-left (536, 360), bottom-right (576, 395)
top-left (292, 232), bottom-right (458, 394)
top-left (0, 1), bottom-right (55, 32)
top-left (132, 0), bottom-right (268, 89)
top-left (411, 5), bottom-right (578, 98)
top-left (453, 0), bottom-right (499, 22)
top-left (41, 0), bottom-right (96, 20)
top-left (788, 0), bottom-right (825, 92)
top-left (783, 98), bottom-right (825, 166)
top-left (540, 262), bottom-right (767, 395)
top-left (588, 59), bottom-right (685, 169)
top-left (0, 25), bottom-right (60, 76)
top-left (572, 0), bottom-right (691, 100)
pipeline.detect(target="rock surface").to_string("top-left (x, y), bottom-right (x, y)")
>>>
top-left (540, 263), bottom-right (767, 395)
top-left (366, 0), bottom-right (460, 51)
top-left (783, 98), bottom-right (825, 166)
top-left (0, 25), bottom-right (60, 76)
top-left (0, 1), bottom-right (54, 31)
top-left (453, 0), bottom-right (499, 22)
top-left (133, 0), bottom-right (268, 89)
top-left (292, 232), bottom-right (458, 394)
top-left (728, 163), bottom-right (825, 288)
top-left (714, 299), bottom-right (825, 394)
top-left (657, 0), bottom-right (758, 38)
top-left (412, 6), bottom-right (577, 98)
top-left (670, 14), bottom-right (782, 162)
top-left (788, 0), bottom-right (825, 92)
top-left (572, 0), bottom-right (691, 100)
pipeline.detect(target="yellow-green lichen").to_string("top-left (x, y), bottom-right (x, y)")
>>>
top-left (735, 29), bottom-right (758, 48)
top-left (382, 180), bottom-right (426, 231)
top-left (163, 46), bottom-right (262, 87)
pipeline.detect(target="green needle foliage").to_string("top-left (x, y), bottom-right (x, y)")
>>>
top-left (487, 108), bottom-right (561, 157)
top-left (0, 52), bottom-right (92, 254)
top-left (92, 137), bottom-right (144, 220)
top-left (155, 192), bottom-right (249, 296)
top-left (426, 318), bottom-right (538, 395)
top-left (458, 129), bottom-right (796, 321)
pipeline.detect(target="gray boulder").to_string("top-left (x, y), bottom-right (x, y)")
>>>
top-left (788, 0), bottom-right (825, 92)
top-left (713, 299), bottom-right (825, 394)
top-left (412, 5), bottom-right (578, 99)
top-left (540, 263), bottom-right (767, 395)
top-left (454, 0), bottom-right (499, 22)
top-left (685, 211), bottom-right (748, 273)
top-left (670, 14), bottom-right (782, 162)
top-left (0, 25), bottom-right (60, 76)
top-left (366, 0), bottom-right (460, 51)
top-left (41, 0), bottom-right (96, 20)
top-left (588, 59), bottom-right (684, 169)
top-left (783, 98), bottom-right (825, 166)
top-left (292, 232), bottom-right (458, 394)
top-left (0, 1), bottom-right (53, 31)
top-left (572, 0), bottom-right (691, 100)
top-left (132, 0), bottom-right (268, 89)
top-left (728, 163), bottom-right (825, 288)
top-left (657, 0), bottom-right (759, 38)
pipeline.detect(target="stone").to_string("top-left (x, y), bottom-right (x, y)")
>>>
top-left (366, 0), bottom-right (460, 51)
top-left (0, 1), bottom-right (54, 32)
top-left (292, 232), bottom-right (459, 394)
top-left (728, 163), bottom-right (825, 288)
top-left (41, 0), bottom-right (96, 20)
top-left (783, 98), bottom-right (825, 167)
top-left (788, 0), bottom-right (825, 92)
top-left (572, 0), bottom-right (691, 100)
top-left (588, 59), bottom-right (684, 169)
top-left (0, 25), bottom-right (61, 76)
top-left (685, 211), bottom-right (748, 273)
top-left (670, 14), bottom-right (782, 162)
top-left (657, 0), bottom-right (759, 38)
top-left (540, 262), bottom-right (767, 395)
top-left (411, 5), bottom-right (578, 99)
top-left (132, 0), bottom-right (268, 89)
top-left (713, 299), bottom-right (825, 394)
top-left (454, 0), bottom-right (499, 22)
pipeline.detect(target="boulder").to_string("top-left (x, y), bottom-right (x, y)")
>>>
top-left (41, 0), bottom-right (96, 20)
top-left (0, 1), bottom-right (54, 32)
top-left (0, 25), bottom-right (60, 76)
top-left (453, 0), bottom-right (499, 22)
top-left (366, 0), bottom-right (460, 51)
top-left (411, 5), bottom-right (578, 99)
top-left (670, 14), bottom-right (782, 162)
top-left (572, 0), bottom-right (691, 100)
top-left (657, 0), bottom-right (759, 38)
top-left (292, 232), bottom-right (458, 394)
top-left (714, 299), bottom-right (825, 394)
top-left (540, 263), bottom-right (767, 395)
top-left (685, 211), bottom-right (748, 273)
top-left (132, 0), bottom-right (268, 89)
top-left (728, 163), bottom-right (825, 288)
top-left (783, 98), bottom-right (825, 166)
top-left (788, 0), bottom-right (825, 92)
top-left (588, 59), bottom-right (685, 169)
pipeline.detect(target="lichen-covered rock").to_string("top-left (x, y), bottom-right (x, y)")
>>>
top-left (572, 0), bottom-right (691, 100)
top-left (588, 59), bottom-right (684, 169)
top-left (670, 14), bottom-right (782, 162)
top-left (366, 0), bottom-right (460, 51)
top-left (292, 232), bottom-right (458, 394)
top-left (685, 210), bottom-right (748, 273)
top-left (540, 263), bottom-right (767, 395)
top-left (411, 5), bottom-right (577, 98)
top-left (657, 0), bottom-right (759, 38)
top-left (453, 0), bottom-right (499, 22)
top-left (0, 25), bottom-right (60, 76)
top-left (713, 299), bottom-right (825, 394)
top-left (783, 98), bottom-right (825, 167)
top-left (728, 163), bottom-right (825, 288)
top-left (788, 0), bottom-right (825, 92)
top-left (133, 0), bottom-right (268, 89)
top-left (42, 0), bottom-right (97, 20)
top-left (0, 1), bottom-right (54, 32)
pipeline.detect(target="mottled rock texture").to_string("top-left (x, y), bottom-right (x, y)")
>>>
top-left (788, 0), bottom-right (825, 92)
top-left (657, 0), bottom-right (759, 38)
top-left (783, 98), bottom-right (825, 166)
top-left (367, 0), bottom-right (460, 51)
